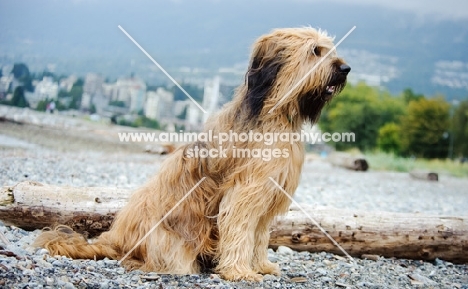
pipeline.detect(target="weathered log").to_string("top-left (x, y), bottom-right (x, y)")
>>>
top-left (0, 181), bottom-right (130, 237)
top-left (409, 170), bottom-right (439, 181)
top-left (1, 182), bottom-right (467, 263)
top-left (270, 205), bottom-right (467, 264)
top-left (328, 152), bottom-right (369, 171)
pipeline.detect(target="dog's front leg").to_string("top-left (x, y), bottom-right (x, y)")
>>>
top-left (214, 186), bottom-right (265, 281)
top-left (252, 213), bottom-right (280, 275)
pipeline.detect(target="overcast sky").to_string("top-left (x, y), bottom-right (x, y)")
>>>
top-left (13, 0), bottom-right (466, 20)
top-left (322, 0), bottom-right (468, 20)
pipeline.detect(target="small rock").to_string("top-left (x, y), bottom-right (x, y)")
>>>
top-left (268, 251), bottom-right (279, 262)
top-left (104, 259), bottom-right (118, 266)
top-left (408, 273), bottom-right (438, 286)
top-left (36, 248), bottom-right (49, 255)
top-left (141, 273), bottom-right (160, 281)
top-left (333, 255), bottom-right (346, 261)
top-left (46, 257), bottom-right (56, 263)
top-left (433, 258), bottom-right (444, 266)
top-left (263, 274), bottom-right (278, 281)
top-left (88, 260), bottom-right (98, 267)
top-left (361, 254), bottom-right (379, 261)
top-left (316, 268), bottom-right (327, 276)
top-left (52, 260), bottom-right (62, 267)
top-left (62, 281), bottom-right (76, 289)
top-left (210, 274), bottom-right (221, 283)
top-left (35, 259), bottom-right (53, 268)
top-left (22, 269), bottom-right (35, 275)
top-left (116, 267), bottom-right (125, 274)
top-left (321, 277), bottom-right (332, 282)
top-left (45, 277), bottom-right (54, 286)
top-left (290, 277), bottom-right (307, 283)
top-left (276, 245), bottom-right (294, 255)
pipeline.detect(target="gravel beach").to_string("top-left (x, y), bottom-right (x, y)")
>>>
top-left (1, 116), bottom-right (467, 288)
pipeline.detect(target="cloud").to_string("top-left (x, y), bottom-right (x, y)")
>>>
top-left (327, 0), bottom-right (468, 20)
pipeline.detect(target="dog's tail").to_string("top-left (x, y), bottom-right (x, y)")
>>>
top-left (33, 225), bottom-right (119, 260)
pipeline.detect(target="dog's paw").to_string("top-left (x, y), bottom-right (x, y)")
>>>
top-left (254, 261), bottom-right (281, 276)
top-left (219, 270), bottom-right (264, 282)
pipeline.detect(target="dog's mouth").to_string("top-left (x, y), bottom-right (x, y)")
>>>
top-left (322, 63), bottom-right (350, 98)
top-left (322, 82), bottom-right (343, 100)
top-left (325, 85), bottom-right (336, 95)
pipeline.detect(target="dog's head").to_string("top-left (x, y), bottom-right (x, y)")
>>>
top-left (244, 27), bottom-right (350, 124)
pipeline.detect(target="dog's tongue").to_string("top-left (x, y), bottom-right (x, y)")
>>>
top-left (326, 86), bottom-right (335, 94)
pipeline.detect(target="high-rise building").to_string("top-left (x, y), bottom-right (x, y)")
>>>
top-left (144, 87), bottom-right (174, 120)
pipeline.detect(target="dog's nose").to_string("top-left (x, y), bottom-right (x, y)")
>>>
top-left (339, 64), bottom-right (351, 74)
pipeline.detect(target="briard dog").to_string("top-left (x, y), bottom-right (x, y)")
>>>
top-left (35, 27), bottom-right (350, 281)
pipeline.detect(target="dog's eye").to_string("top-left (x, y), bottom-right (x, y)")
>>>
top-left (313, 47), bottom-right (321, 56)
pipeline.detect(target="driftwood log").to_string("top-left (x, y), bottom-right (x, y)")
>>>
top-left (0, 181), bottom-right (128, 237)
top-left (271, 205), bottom-right (467, 264)
top-left (1, 181), bottom-right (467, 263)
top-left (409, 170), bottom-right (439, 181)
top-left (328, 152), bottom-right (369, 171)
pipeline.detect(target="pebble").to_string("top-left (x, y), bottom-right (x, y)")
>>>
top-left (276, 245), bottom-right (294, 255)
top-left (45, 277), bottom-right (54, 286)
top-left (263, 274), bottom-right (278, 281)
top-left (408, 273), bottom-right (438, 286)
top-left (361, 254), bottom-right (380, 261)
top-left (52, 260), bottom-right (63, 267)
top-left (316, 268), bottom-right (327, 276)
top-left (36, 248), bottom-right (49, 255)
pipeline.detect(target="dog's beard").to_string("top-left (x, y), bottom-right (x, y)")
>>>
top-left (298, 63), bottom-right (348, 123)
top-left (299, 78), bottom-right (345, 123)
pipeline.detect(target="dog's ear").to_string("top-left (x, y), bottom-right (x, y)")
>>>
top-left (244, 37), bottom-right (284, 119)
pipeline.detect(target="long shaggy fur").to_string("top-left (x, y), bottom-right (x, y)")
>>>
top-left (34, 27), bottom-right (349, 281)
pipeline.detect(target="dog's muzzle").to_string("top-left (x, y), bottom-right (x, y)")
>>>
top-left (325, 64), bottom-right (351, 95)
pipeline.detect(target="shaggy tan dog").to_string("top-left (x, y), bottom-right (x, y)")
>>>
top-left (35, 27), bottom-right (350, 281)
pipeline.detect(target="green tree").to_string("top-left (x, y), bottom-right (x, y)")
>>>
top-left (400, 97), bottom-right (450, 158)
top-left (320, 82), bottom-right (405, 151)
top-left (58, 90), bottom-right (69, 98)
top-left (177, 106), bottom-right (188, 120)
top-left (36, 99), bottom-right (48, 111)
top-left (377, 123), bottom-right (402, 154)
top-left (11, 86), bottom-right (29, 108)
top-left (109, 100), bottom-right (126, 108)
top-left (452, 99), bottom-right (468, 157)
top-left (402, 88), bottom-right (423, 104)
top-left (68, 80), bottom-right (84, 109)
top-left (90, 104), bottom-right (97, 114)
top-left (138, 116), bottom-right (161, 129)
top-left (172, 84), bottom-right (203, 102)
top-left (11, 63), bottom-right (33, 92)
